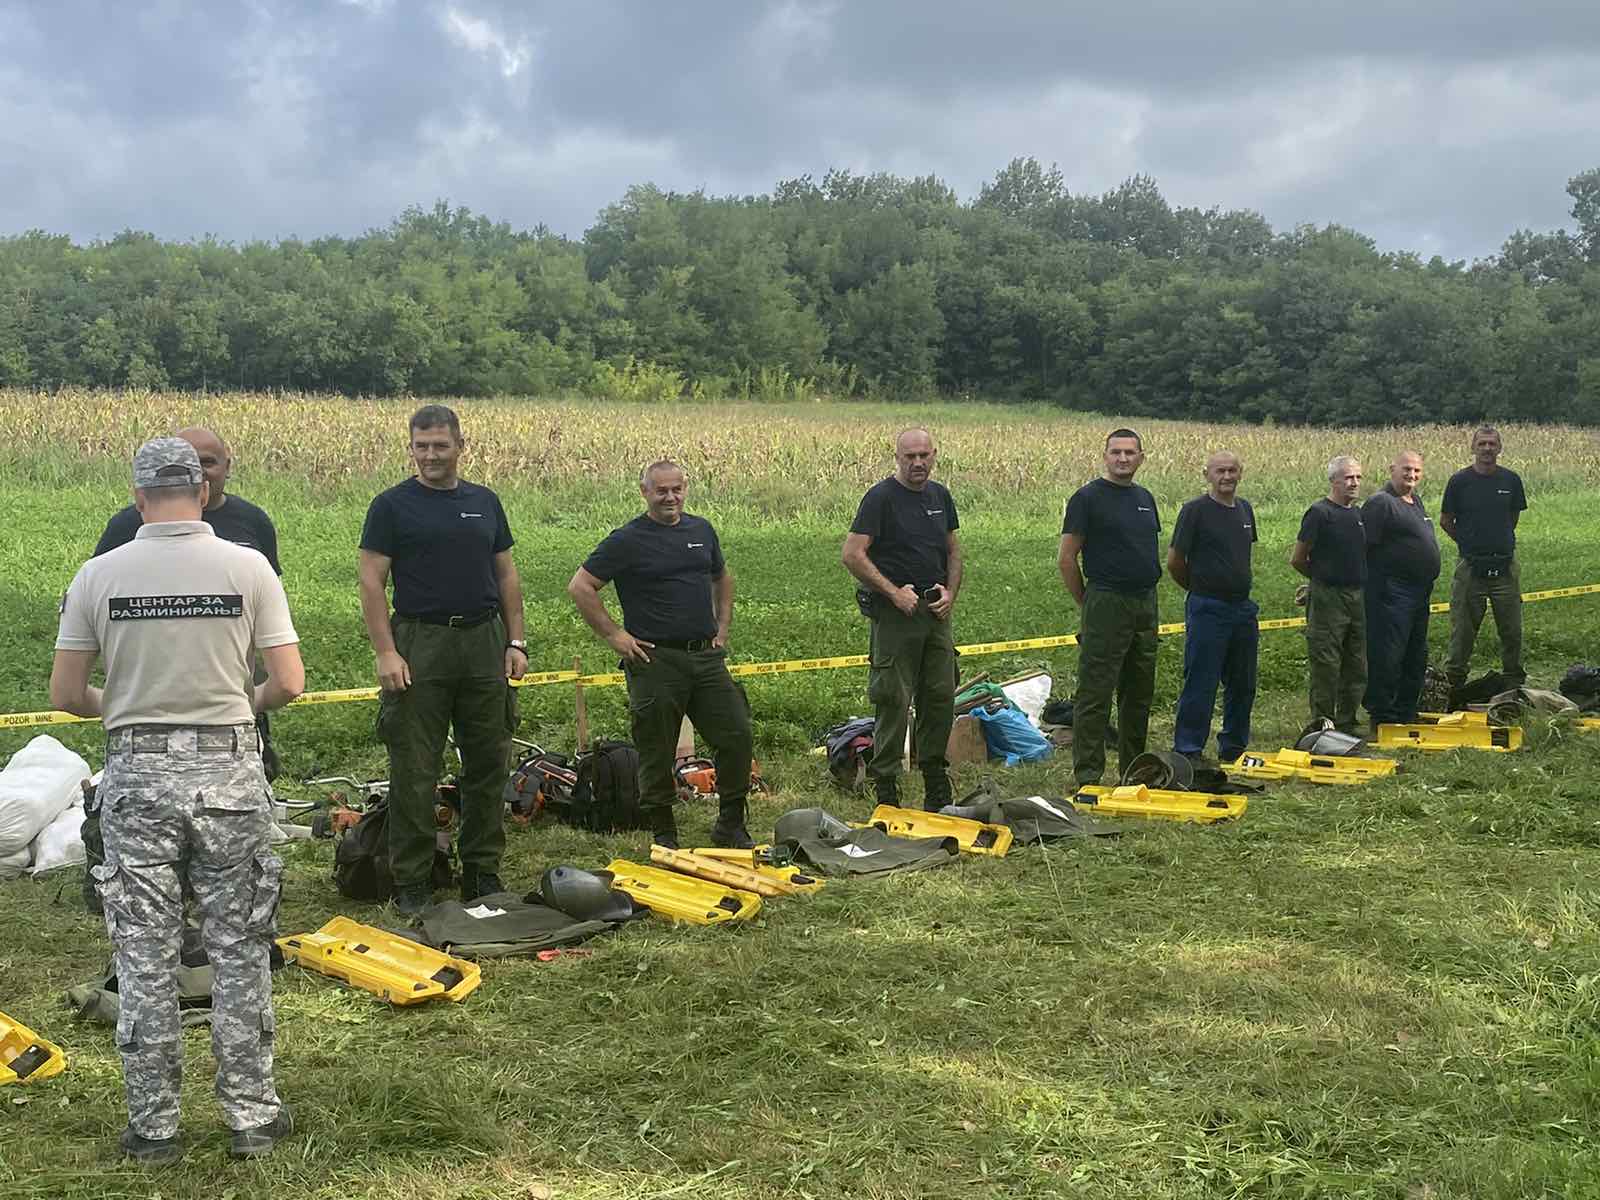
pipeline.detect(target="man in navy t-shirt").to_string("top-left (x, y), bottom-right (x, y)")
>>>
top-left (1059, 429), bottom-right (1162, 786)
top-left (1440, 425), bottom-right (1528, 694)
top-left (1167, 451), bottom-right (1258, 764)
top-left (569, 460), bottom-right (755, 849)
top-left (358, 405), bottom-right (528, 916)
top-left (842, 429), bottom-right (963, 811)
top-left (1362, 450), bottom-right (1440, 727)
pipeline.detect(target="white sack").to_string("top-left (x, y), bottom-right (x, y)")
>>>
top-left (0, 735), bottom-right (92, 856)
top-left (29, 801), bottom-right (86, 874)
top-left (1001, 673), bottom-right (1053, 728)
top-left (0, 846), bottom-right (31, 880)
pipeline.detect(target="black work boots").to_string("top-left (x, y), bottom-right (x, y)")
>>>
top-left (873, 775), bottom-right (899, 808)
top-left (921, 767), bottom-right (952, 813)
top-left (709, 797), bottom-right (755, 850)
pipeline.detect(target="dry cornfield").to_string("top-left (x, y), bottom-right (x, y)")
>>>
top-left (8, 388), bottom-right (1598, 508)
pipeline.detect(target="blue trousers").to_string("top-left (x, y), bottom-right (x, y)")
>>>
top-left (1363, 572), bottom-right (1432, 725)
top-left (1173, 593), bottom-right (1259, 762)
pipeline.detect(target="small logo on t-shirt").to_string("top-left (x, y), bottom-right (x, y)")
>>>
top-left (687, 542), bottom-right (705, 549)
top-left (1138, 506), bottom-right (1153, 513)
top-left (1497, 489), bottom-right (1511, 495)
top-left (460, 512), bottom-right (483, 519)
top-left (925, 509), bottom-right (943, 517)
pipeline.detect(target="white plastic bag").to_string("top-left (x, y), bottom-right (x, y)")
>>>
top-left (0, 846), bottom-right (31, 880)
top-left (0, 735), bottom-right (92, 857)
top-left (29, 801), bottom-right (86, 875)
top-left (1001, 673), bottom-right (1053, 728)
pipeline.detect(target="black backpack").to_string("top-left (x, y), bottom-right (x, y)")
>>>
top-left (560, 741), bottom-right (644, 832)
top-left (333, 799), bottom-right (454, 901)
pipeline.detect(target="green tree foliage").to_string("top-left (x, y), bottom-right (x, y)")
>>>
top-left (4, 165), bottom-right (1600, 423)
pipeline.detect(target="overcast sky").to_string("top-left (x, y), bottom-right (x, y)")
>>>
top-left (4, 1), bottom-right (1598, 262)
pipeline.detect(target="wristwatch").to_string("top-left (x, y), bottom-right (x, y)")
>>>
top-left (507, 639), bottom-right (527, 653)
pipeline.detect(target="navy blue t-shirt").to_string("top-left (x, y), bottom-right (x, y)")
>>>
top-left (96, 495), bottom-right (281, 575)
top-left (849, 478), bottom-right (959, 590)
top-left (1062, 478), bottom-right (1162, 593)
top-left (1171, 494), bottom-right (1256, 600)
top-left (1362, 485), bottom-right (1440, 584)
top-left (360, 478), bottom-right (513, 617)
top-left (583, 513), bottom-right (726, 642)
top-left (1440, 465), bottom-right (1526, 559)
top-left (1295, 498), bottom-right (1366, 587)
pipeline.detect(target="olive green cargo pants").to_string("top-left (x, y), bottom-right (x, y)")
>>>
top-left (623, 646), bottom-right (753, 836)
top-left (1446, 558), bottom-right (1524, 687)
top-left (1072, 587), bottom-right (1158, 786)
top-left (377, 616), bottom-right (515, 889)
top-left (866, 604), bottom-right (957, 781)
top-left (1306, 581), bottom-right (1366, 733)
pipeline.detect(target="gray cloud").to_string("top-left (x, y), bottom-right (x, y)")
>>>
top-left (2, 0), bottom-right (1597, 259)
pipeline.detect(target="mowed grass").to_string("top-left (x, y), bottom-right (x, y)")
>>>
top-left (2, 391), bottom-right (1600, 1198)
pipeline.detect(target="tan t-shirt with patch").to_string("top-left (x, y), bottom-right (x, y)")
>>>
top-left (56, 521), bottom-right (299, 731)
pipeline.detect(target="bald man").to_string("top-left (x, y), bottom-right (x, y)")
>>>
top-left (1361, 451), bottom-right (1441, 729)
top-left (85, 427), bottom-right (284, 913)
top-left (1166, 451), bottom-right (1258, 763)
top-left (95, 428), bottom-right (281, 573)
top-left (842, 428), bottom-right (963, 811)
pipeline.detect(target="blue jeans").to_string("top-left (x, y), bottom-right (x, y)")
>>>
top-left (1363, 572), bottom-right (1432, 725)
top-left (1173, 594), bottom-right (1259, 762)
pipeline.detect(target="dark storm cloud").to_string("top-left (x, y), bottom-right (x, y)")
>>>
top-left (2, 0), bottom-right (1598, 259)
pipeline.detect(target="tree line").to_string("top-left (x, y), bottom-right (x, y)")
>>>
top-left (4, 161), bottom-right (1600, 424)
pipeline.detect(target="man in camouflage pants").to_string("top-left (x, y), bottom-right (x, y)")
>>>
top-left (51, 437), bottom-right (305, 1164)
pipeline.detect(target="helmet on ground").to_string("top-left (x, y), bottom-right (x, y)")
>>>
top-left (1121, 750), bottom-right (1194, 791)
top-left (539, 866), bottom-right (634, 923)
top-left (772, 807), bottom-right (853, 844)
top-left (1294, 720), bottom-right (1367, 757)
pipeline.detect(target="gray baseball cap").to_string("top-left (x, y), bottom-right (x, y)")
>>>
top-left (132, 437), bottom-right (204, 489)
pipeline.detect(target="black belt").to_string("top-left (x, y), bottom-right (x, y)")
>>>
top-left (651, 638), bottom-right (717, 651)
top-left (406, 609), bottom-right (499, 628)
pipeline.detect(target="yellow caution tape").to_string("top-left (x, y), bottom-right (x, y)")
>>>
top-left (8, 581), bottom-right (1597, 728)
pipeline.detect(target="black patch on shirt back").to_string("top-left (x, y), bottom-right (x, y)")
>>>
top-left (109, 594), bottom-right (244, 620)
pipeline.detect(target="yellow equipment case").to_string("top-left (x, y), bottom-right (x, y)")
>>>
top-left (1226, 748), bottom-right (1399, 785)
top-left (859, 804), bottom-right (1013, 857)
top-left (605, 859), bottom-right (762, 925)
top-left (1376, 720), bottom-right (1522, 751)
top-left (1577, 717), bottom-right (1600, 732)
top-left (277, 916), bottom-right (482, 1005)
top-left (0, 1010), bottom-right (66, 1086)
top-left (688, 847), bottom-right (826, 894)
top-left (1073, 784), bottom-right (1247, 824)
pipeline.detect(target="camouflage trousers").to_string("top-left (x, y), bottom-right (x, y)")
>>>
top-left (96, 723), bottom-right (283, 1140)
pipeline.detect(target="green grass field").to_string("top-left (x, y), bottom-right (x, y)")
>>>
top-left (2, 394), bottom-right (1600, 1198)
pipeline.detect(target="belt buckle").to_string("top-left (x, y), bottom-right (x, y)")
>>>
top-left (447, 614), bottom-right (466, 627)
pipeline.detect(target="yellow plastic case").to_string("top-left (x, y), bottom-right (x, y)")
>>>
top-left (1576, 718), bottom-right (1599, 731)
top-left (277, 916), bottom-right (482, 1005)
top-left (860, 804), bottom-right (1014, 857)
top-left (1073, 784), bottom-right (1247, 824)
top-left (1227, 748), bottom-right (1398, 785)
top-left (1376, 722), bottom-right (1522, 751)
top-left (0, 1011), bottom-right (66, 1086)
top-left (605, 859), bottom-right (762, 924)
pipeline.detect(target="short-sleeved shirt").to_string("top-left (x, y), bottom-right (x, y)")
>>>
top-left (1061, 478), bottom-right (1162, 593)
top-left (95, 495), bottom-right (282, 574)
top-left (1171, 494), bottom-right (1256, 600)
top-left (1295, 499), bottom-right (1367, 587)
top-left (359, 478), bottom-right (513, 618)
top-left (1362, 484), bottom-right (1440, 584)
top-left (1440, 465), bottom-right (1526, 559)
top-left (56, 522), bottom-right (298, 731)
top-left (849, 478), bottom-right (959, 591)
top-left (582, 513), bottom-right (725, 643)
